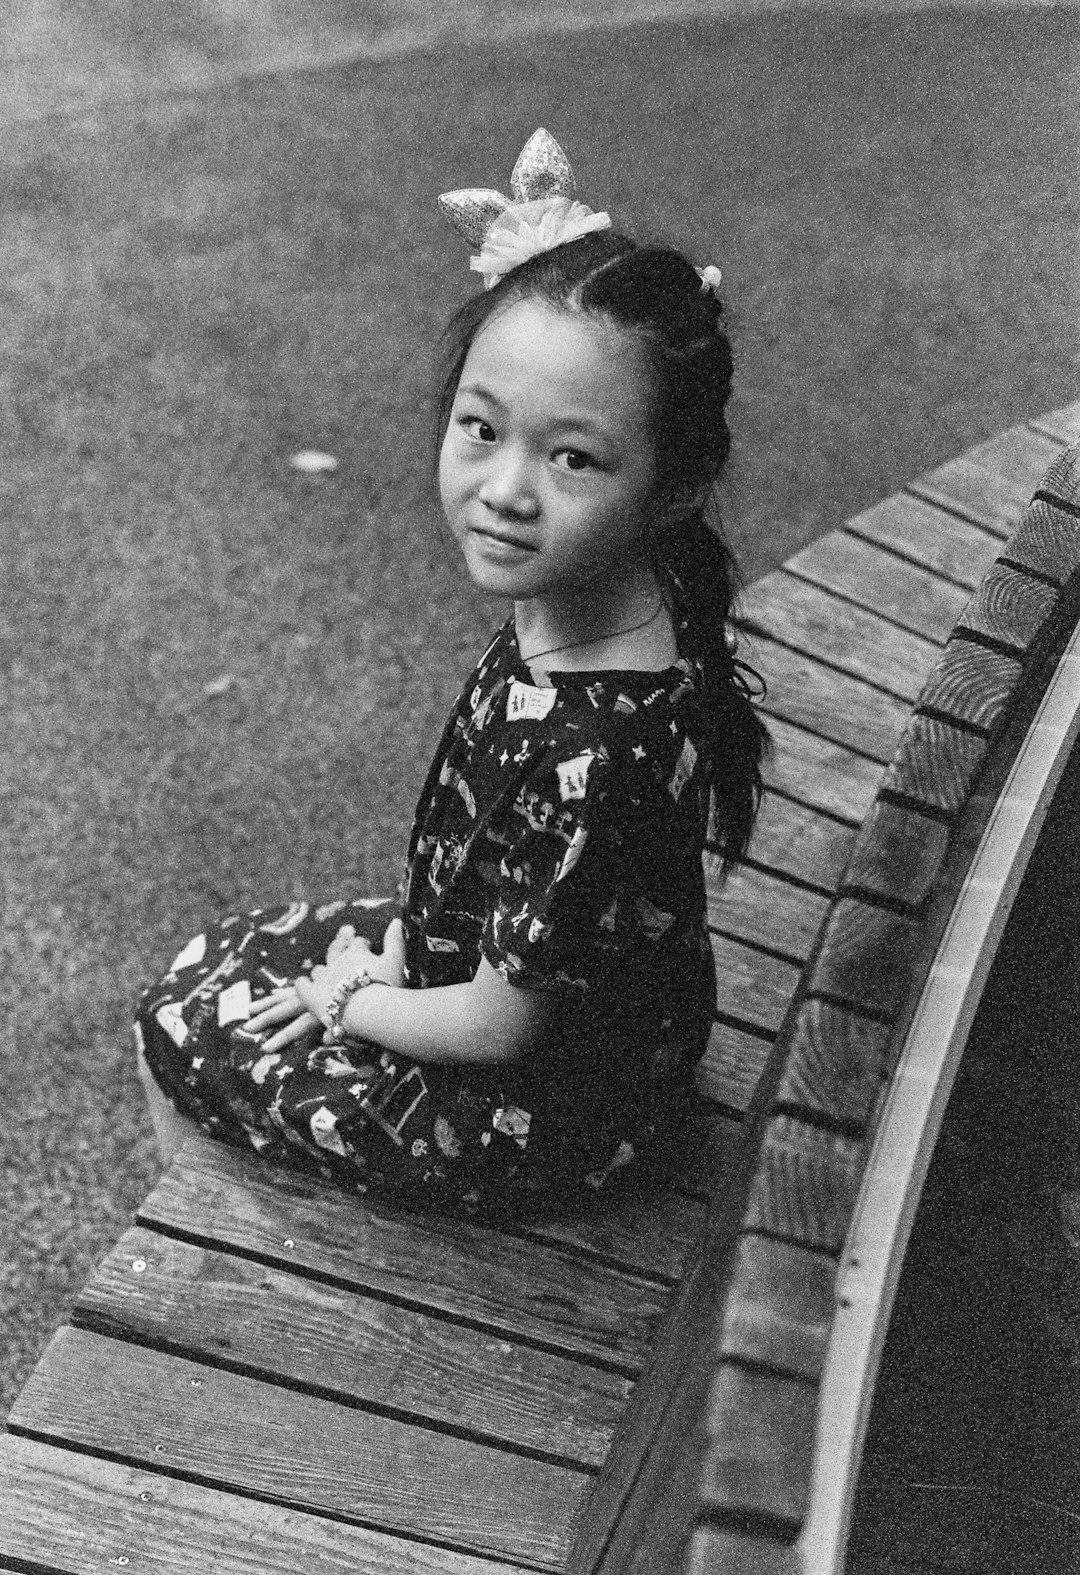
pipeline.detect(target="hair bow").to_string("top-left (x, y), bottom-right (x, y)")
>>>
top-left (438, 128), bottom-right (612, 288)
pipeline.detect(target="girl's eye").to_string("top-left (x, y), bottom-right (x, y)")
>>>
top-left (554, 449), bottom-right (596, 473)
top-left (458, 416), bottom-right (497, 442)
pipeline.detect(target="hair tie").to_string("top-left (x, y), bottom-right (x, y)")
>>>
top-left (438, 129), bottom-right (612, 289)
top-left (696, 264), bottom-right (723, 300)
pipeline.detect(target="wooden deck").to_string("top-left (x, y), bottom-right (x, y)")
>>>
top-left (2, 403), bottom-right (1079, 1574)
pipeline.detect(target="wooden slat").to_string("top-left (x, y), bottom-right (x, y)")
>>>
top-left (772, 998), bottom-right (893, 1132)
top-left (911, 425), bottom-right (1062, 536)
top-left (740, 790), bottom-right (856, 893)
top-left (806, 898), bottom-right (923, 1021)
top-left (847, 491), bottom-right (1001, 590)
top-left (762, 716), bottom-right (883, 824)
top-left (531, 1189), bottom-right (704, 1287)
top-left (10, 1328), bottom-right (585, 1570)
top-left (1004, 494), bottom-right (1080, 585)
top-left (719, 1234), bottom-right (836, 1382)
top-left (706, 861), bottom-right (832, 962)
top-left (915, 638), bottom-right (1022, 733)
top-left (742, 633), bottom-right (912, 764)
top-left (700, 1362), bottom-right (817, 1529)
top-left (971, 423), bottom-right (1066, 494)
top-left (738, 571), bottom-right (942, 701)
top-left (0, 1434), bottom-right (518, 1575)
top-left (841, 798), bottom-right (953, 910)
top-left (74, 1227), bottom-right (628, 1470)
top-left (137, 1136), bottom-right (668, 1373)
top-left (1029, 401), bottom-right (1080, 445)
top-left (697, 1020), bottom-right (774, 1114)
top-left (879, 713), bottom-right (988, 815)
top-left (785, 530), bottom-right (971, 643)
top-left (955, 561), bottom-right (1059, 654)
top-left (686, 1526), bottom-right (800, 1575)
top-left (710, 933), bottom-right (803, 1036)
top-left (743, 1116), bottom-right (864, 1254)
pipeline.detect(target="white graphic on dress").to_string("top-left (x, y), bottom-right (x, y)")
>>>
top-left (170, 933), bottom-right (206, 973)
top-left (507, 680), bottom-right (556, 722)
top-left (155, 1002), bottom-right (188, 1048)
top-left (555, 824), bottom-right (589, 882)
top-left (258, 902), bottom-right (310, 935)
top-left (557, 752), bottom-right (594, 802)
top-left (669, 736), bottom-right (698, 802)
top-left (310, 1106), bottom-right (348, 1157)
top-left (217, 980), bottom-right (252, 1026)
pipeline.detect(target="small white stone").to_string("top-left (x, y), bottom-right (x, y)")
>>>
top-left (289, 449), bottom-right (338, 474)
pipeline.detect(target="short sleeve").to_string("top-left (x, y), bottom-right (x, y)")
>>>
top-left (480, 737), bottom-right (678, 994)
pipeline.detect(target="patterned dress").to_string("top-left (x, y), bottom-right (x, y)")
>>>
top-left (137, 603), bottom-right (717, 1219)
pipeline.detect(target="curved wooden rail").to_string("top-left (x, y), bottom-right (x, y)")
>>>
top-left (2, 406), bottom-right (1078, 1575)
top-left (677, 427), bottom-right (1080, 1575)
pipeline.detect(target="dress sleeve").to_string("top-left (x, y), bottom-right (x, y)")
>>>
top-left (480, 734), bottom-right (675, 994)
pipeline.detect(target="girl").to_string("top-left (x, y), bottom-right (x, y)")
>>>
top-left (136, 130), bottom-right (768, 1220)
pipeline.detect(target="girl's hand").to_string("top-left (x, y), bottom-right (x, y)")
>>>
top-left (245, 918), bottom-right (406, 1054)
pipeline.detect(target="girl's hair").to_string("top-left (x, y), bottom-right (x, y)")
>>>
top-left (434, 228), bottom-right (769, 870)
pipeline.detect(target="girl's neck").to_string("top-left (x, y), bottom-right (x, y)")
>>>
top-left (514, 566), bottom-right (676, 681)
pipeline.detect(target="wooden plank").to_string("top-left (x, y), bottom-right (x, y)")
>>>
top-left (911, 425), bottom-right (1061, 536)
top-left (1029, 402), bottom-right (1080, 445)
top-left (0, 1434), bottom-right (518, 1575)
top-left (969, 423), bottom-right (1065, 494)
top-left (8, 1327), bottom-right (585, 1571)
top-left (697, 1020), bottom-right (774, 1115)
top-left (686, 1526), bottom-right (801, 1575)
top-left (738, 572), bottom-right (940, 702)
top-left (773, 998), bottom-right (894, 1132)
top-left (739, 790), bottom-right (857, 893)
top-left (743, 1115), bottom-right (864, 1254)
top-left (879, 713), bottom-right (989, 815)
top-left (785, 529), bottom-right (971, 644)
top-left (700, 1362), bottom-right (817, 1530)
top-left (710, 933), bottom-right (803, 1036)
top-left (74, 1226), bottom-right (628, 1470)
top-left (531, 1189), bottom-right (704, 1287)
top-left (807, 897), bottom-right (924, 1021)
top-left (1004, 495), bottom-right (1080, 585)
top-left (706, 861), bottom-right (832, 962)
top-left (955, 561), bottom-right (1058, 654)
top-left (847, 490), bottom-right (1001, 590)
top-left (719, 1233), bottom-right (836, 1383)
top-left (138, 1136), bottom-right (668, 1373)
top-left (762, 716), bottom-right (883, 824)
top-left (915, 638), bottom-right (1022, 733)
top-left (741, 632), bottom-right (912, 764)
top-left (841, 798), bottom-right (953, 910)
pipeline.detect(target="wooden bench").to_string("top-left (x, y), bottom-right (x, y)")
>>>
top-left (2, 404), bottom-right (1079, 1575)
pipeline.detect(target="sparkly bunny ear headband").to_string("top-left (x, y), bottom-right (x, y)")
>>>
top-left (438, 127), bottom-right (723, 297)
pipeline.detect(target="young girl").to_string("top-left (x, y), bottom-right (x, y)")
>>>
top-left (136, 129), bottom-right (768, 1219)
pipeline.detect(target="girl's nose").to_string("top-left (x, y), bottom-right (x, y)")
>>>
top-left (477, 449), bottom-right (540, 519)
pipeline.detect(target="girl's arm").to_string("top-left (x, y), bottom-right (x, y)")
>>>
top-left (247, 922), bottom-right (552, 1065)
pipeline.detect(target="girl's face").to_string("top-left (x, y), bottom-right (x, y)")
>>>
top-left (439, 298), bottom-right (663, 616)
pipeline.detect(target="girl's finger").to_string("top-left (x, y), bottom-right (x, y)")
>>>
top-left (247, 990), bottom-right (303, 1031)
top-left (261, 1012), bottom-right (320, 1055)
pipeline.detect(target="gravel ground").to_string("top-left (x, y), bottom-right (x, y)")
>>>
top-left (2, 6), bottom-right (1078, 1555)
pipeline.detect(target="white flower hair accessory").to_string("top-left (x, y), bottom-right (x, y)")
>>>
top-left (438, 128), bottom-right (612, 289)
top-left (697, 264), bottom-right (723, 299)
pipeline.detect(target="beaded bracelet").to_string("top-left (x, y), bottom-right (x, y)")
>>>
top-left (324, 968), bottom-right (374, 1043)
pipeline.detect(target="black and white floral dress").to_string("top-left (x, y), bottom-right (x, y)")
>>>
top-left (137, 606), bottom-right (717, 1218)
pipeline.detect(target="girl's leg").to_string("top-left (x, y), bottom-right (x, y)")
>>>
top-left (136, 1040), bottom-right (198, 1166)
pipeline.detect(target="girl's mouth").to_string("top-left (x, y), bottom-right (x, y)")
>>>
top-left (470, 528), bottom-right (538, 557)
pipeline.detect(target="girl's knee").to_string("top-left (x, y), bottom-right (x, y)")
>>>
top-left (135, 1030), bottom-right (193, 1168)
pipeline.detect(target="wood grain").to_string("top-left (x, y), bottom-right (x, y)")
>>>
top-left (740, 790), bottom-right (857, 892)
top-left (784, 530), bottom-right (970, 643)
top-left (847, 491), bottom-right (1002, 591)
top-left (700, 1362), bottom-right (818, 1529)
top-left (0, 1434), bottom-right (518, 1575)
top-left (8, 1328), bottom-right (584, 1570)
top-left (773, 997), bottom-right (894, 1132)
top-left (697, 1020), bottom-right (775, 1114)
top-left (1029, 403), bottom-right (1080, 445)
top-left (761, 715), bottom-right (884, 825)
top-left (530, 1189), bottom-right (704, 1287)
top-left (74, 1227), bottom-right (629, 1469)
top-left (879, 713), bottom-right (989, 815)
top-left (743, 1115), bottom-right (864, 1253)
top-left (740, 631), bottom-right (912, 764)
top-left (955, 561), bottom-right (1058, 654)
top-left (706, 861), bottom-right (832, 962)
top-left (910, 425), bottom-right (1061, 535)
top-left (685, 1526), bottom-right (801, 1575)
top-left (1004, 496), bottom-right (1080, 586)
top-left (807, 898), bottom-right (924, 1021)
top-left (969, 424), bottom-right (1065, 494)
top-left (737, 572), bottom-right (942, 701)
top-left (719, 1233), bottom-right (837, 1382)
top-left (841, 798), bottom-right (953, 910)
top-left (915, 638), bottom-right (1022, 733)
top-left (711, 932), bottom-right (803, 1035)
top-left (137, 1135), bottom-right (668, 1373)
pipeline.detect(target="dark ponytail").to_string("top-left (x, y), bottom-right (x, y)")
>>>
top-left (434, 228), bottom-right (769, 871)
